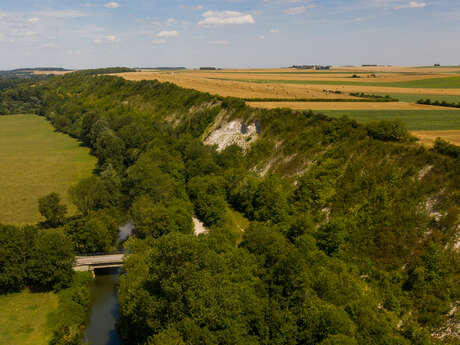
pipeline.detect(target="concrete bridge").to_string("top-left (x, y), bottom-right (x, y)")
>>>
top-left (74, 253), bottom-right (125, 275)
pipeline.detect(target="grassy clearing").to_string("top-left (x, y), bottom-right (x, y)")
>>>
top-left (215, 76), bottom-right (460, 89)
top-left (227, 207), bottom-right (250, 242)
top-left (320, 110), bottom-right (460, 131)
top-left (0, 290), bottom-right (58, 345)
top-left (0, 115), bottom-right (96, 225)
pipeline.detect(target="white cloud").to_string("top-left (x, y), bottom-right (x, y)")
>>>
top-left (152, 39), bottom-right (166, 44)
top-left (104, 2), bottom-right (120, 9)
top-left (198, 11), bottom-right (255, 26)
top-left (93, 35), bottom-right (118, 44)
top-left (157, 30), bottom-right (179, 37)
top-left (270, 29), bottom-right (280, 33)
top-left (28, 17), bottom-right (39, 24)
top-left (394, 1), bottom-right (426, 9)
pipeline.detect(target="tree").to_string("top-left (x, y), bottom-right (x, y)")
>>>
top-left (0, 225), bottom-right (34, 292)
top-left (38, 192), bottom-right (67, 227)
top-left (27, 229), bottom-right (74, 290)
top-left (69, 176), bottom-right (118, 215)
top-left (64, 210), bottom-right (119, 253)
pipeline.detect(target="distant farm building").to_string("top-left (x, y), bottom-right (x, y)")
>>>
top-left (200, 67), bottom-right (217, 70)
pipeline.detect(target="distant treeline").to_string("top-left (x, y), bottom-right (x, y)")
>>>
top-left (417, 98), bottom-right (460, 109)
top-left (350, 92), bottom-right (399, 102)
top-left (72, 67), bottom-right (135, 76)
top-left (138, 67), bottom-right (187, 70)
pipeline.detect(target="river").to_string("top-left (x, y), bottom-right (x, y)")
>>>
top-left (84, 268), bottom-right (121, 345)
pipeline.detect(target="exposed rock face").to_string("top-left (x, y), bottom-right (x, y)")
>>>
top-left (204, 119), bottom-right (258, 152)
top-left (193, 217), bottom-right (208, 236)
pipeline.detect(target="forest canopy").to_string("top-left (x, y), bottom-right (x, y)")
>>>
top-left (0, 71), bottom-right (459, 345)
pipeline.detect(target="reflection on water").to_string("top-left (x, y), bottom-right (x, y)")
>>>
top-left (84, 268), bottom-right (121, 345)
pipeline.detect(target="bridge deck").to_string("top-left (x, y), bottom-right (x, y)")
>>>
top-left (74, 254), bottom-right (125, 272)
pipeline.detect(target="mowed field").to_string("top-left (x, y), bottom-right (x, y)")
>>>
top-left (0, 115), bottom-right (96, 225)
top-left (0, 290), bottom-right (58, 345)
top-left (115, 66), bottom-right (460, 145)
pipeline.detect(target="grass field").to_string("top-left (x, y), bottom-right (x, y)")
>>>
top-left (0, 115), bottom-right (96, 225)
top-left (247, 101), bottom-right (454, 111)
top-left (320, 110), bottom-right (460, 131)
top-left (0, 290), bottom-right (58, 345)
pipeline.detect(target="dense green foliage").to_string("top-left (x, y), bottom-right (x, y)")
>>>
top-left (71, 67), bottom-right (135, 76)
top-left (49, 272), bottom-right (93, 345)
top-left (39, 193), bottom-right (68, 227)
top-left (350, 93), bottom-right (399, 102)
top-left (0, 225), bottom-right (74, 292)
top-left (0, 72), bottom-right (459, 344)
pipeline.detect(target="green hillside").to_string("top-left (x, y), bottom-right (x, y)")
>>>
top-left (0, 72), bottom-right (458, 345)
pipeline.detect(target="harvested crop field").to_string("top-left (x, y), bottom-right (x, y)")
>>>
top-left (412, 130), bottom-right (460, 146)
top-left (115, 71), bottom-right (356, 99)
top-left (116, 68), bottom-right (460, 98)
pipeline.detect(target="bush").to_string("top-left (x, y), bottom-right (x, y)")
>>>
top-left (366, 120), bottom-right (411, 142)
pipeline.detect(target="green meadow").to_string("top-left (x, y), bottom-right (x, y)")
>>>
top-left (0, 290), bottom-right (58, 345)
top-left (0, 115), bottom-right (96, 225)
top-left (321, 109), bottom-right (460, 131)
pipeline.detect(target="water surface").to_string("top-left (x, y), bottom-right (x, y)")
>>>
top-left (84, 268), bottom-right (121, 345)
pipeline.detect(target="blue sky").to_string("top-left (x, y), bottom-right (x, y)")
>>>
top-left (0, 0), bottom-right (459, 69)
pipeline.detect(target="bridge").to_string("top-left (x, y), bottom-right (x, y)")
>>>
top-left (74, 252), bottom-right (125, 275)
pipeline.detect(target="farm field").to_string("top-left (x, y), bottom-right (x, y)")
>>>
top-left (0, 115), bottom-right (96, 225)
top-left (215, 76), bottom-right (460, 89)
top-left (247, 101), bottom-right (455, 111)
top-left (0, 290), bottom-right (58, 345)
top-left (373, 93), bottom-right (460, 104)
top-left (115, 66), bottom-right (460, 145)
top-left (412, 130), bottom-right (460, 146)
top-left (320, 110), bottom-right (460, 131)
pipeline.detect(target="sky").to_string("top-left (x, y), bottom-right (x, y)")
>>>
top-left (0, 0), bottom-right (459, 69)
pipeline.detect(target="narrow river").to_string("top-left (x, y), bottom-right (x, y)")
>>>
top-left (84, 268), bottom-right (121, 345)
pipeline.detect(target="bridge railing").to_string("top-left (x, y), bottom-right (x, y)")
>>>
top-left (75, 250), bottom-right (125, 257)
